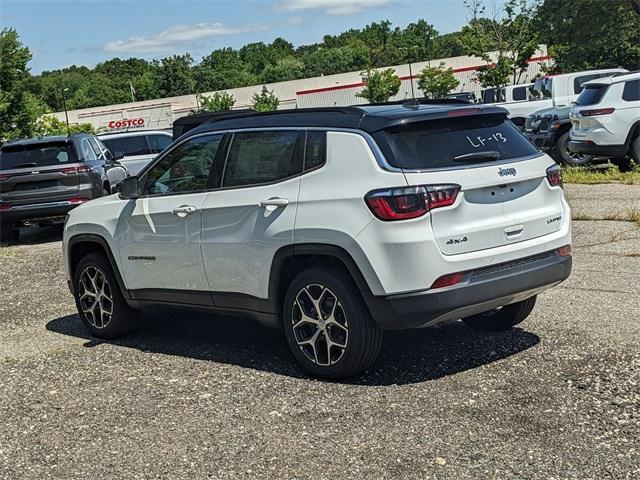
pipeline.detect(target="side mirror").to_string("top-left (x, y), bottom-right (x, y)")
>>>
top-left (112, 151), bottom-right (125, 161)
top-left (117, 176), bottom-right (140, 199)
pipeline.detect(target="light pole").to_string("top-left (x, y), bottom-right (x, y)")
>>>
top-left (401, 47), bottom-right (416, 99)
top-left (61, 88), bottom-right (70, 131)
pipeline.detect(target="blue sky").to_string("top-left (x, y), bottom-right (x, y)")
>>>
top-left (1, 0), bottom-right (473, 74)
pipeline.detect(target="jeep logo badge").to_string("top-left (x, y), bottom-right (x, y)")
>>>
top-left (498, 167), bottom-right (517, 177)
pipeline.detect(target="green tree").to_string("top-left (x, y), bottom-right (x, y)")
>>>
top-left (260, 57), bottom-right (305, 83)
top-left (34, 115), bottom-right (95, 136)
top-left (356, 68), bottom-right (401, 103)
top-left (194, 47), bottom-right (257, 92)
top-left (0, 28), bottom-right (44, 141)
top-left (417, 62), bottom-right (460, 99)
top-left (152, 54), bottom-right (195, 97)
top-left (251, 86), bottom-right (279, 112)
top-left (198, 91), bottom-right (235, 112)
top-left (534, 0), bottom-right (640, 72)
top-left (460, 0), bottom-right (539, 88)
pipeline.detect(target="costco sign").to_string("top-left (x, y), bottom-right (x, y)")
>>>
top-left (108, 118), bottom-right (145, 129)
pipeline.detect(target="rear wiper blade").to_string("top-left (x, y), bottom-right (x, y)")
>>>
top-left (454, 151), bottom-right (501, 162)
top-left (10, 162), bottom-right (38, 168)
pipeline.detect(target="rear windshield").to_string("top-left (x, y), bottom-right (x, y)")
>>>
top-left (0, 142), bottom-right (78, 170)
top-left (101, 136), bottom-right (150, 156)
top-left (575, 84), bottom-right (608, 106)
top-left (377, 114), bottom-right (539, 169)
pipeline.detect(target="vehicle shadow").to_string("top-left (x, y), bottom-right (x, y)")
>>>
top-left (46, 308), bottom-right (540, 386)
top-left (14, 225), bottom-right (63, 245)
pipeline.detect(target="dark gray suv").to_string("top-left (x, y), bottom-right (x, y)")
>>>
top-left (0, 133), bottom-right (110, 243)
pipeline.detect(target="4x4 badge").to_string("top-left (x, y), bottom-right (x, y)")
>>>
top-left (498, 167), bottom-right (517, 177)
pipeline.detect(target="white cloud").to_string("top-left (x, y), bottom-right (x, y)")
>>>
top-left (276, 0), bottom-right (395, 16)
top-left (102, 22), bottom-right (265, 54)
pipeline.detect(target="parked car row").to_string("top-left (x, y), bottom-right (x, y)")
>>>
top-left (0, 129), bottom-right (172, 242)
top-left (524, 71), bottom-right (639, 167)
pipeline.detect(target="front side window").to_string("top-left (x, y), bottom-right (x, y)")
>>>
top-left (622, 80), bottom-right (640, 102)
top-left (377, 113), bottom-right (539, 170)
top-left (143, 134), bottom-right (223, 195)
top-left (148, 134), bottom-right (173, 154)
top-left (222, 131), bottom-right (302, 188)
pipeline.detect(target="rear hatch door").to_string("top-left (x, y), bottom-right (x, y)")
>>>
top-left (0, 140), bottom-right (81, 206)
top-left (380, 111), bottom-right (564, 255)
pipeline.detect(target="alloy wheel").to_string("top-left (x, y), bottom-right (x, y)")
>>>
top-left (291, 284), bottom-right (349, 366)
top-left (78, 266), bottom-right (113, 329)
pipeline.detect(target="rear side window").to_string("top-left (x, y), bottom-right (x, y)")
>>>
top-left (0, 142), bottom-right (78, 169)
top-left (148, 134), bottom-right (172, 154)
top-left (575, 84), bottom-right (609, 106)
top-left (304, 131), bottom-right (326, 171)
top-left (101, 136), bottom-right (150, 156)
top-left (512, 86), bottom-right (527, 101)
top-left (376, 114), bottom-right (539, 170)
top-left (622, 80), bottom-right (640, 101)
top-left (222, 131), bottom-right (302, 188)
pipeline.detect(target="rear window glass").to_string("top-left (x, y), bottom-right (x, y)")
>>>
top-left (575, 84), bottom-right (609, 106)
top-left (101, 136), bottom-right (150, 156)
top-left (0, 142), bottom-right (78, 170)
top-left (377, 114), bottom-right (539, 169)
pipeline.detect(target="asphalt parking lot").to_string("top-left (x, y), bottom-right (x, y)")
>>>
top-left (1, 184), bottom-right (638, 480)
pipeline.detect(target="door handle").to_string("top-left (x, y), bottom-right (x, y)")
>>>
top-left (259, 197), bottom-right (289, 208)
top-left (172, 205), bottom-right (197, 217)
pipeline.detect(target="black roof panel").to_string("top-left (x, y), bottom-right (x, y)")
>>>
top-left (183, 103), bottom-right (509, 139)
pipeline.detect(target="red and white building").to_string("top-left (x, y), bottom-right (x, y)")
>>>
top-left (50, 46), bottom-right (552, 132)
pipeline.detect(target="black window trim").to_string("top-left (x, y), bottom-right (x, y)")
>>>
top-left (134, 127), bottom-right (383, 199)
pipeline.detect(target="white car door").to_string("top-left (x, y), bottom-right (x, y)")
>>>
top-left (200, 129), bottom-right (306, 308)
top-left (116, 133), bottom-right (225, 304)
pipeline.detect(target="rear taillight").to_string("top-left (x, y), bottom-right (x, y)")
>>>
top-left (0, 174), bottom-right (11, 181)
top-left (0, 204), bottom-right (11, 211)
top-left (430, 272), bottom-right (464, 289)
top-left (365, 184), bottom-right (460, 221)
top-left (546, 165), bottom-right (563, 188)
top-left (68, 197), bottom-right (89, 204)
top-left (558, 245), bottom-right (571, 257)
top-left (61, 166), bottom-right (90, 174)
top-left (580, 108), bottom-right (615, 117)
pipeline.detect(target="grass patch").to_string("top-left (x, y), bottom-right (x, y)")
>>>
top-left (563, 163), bottom-right (640, 185)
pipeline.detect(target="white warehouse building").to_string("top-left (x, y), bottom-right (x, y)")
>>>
top-left (50, 46), bottom-right (551, 133)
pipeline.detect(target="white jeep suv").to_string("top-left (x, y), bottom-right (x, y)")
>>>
top-left (569, 71), bottom-right (640, 164)
top-left (63, 104), bottom-right (572, 379)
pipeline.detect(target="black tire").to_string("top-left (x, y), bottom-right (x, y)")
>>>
top-left (282, 266), bottom-right (383, 379)
top-left (0, 222), bottom-right (19, 244)
top-left (73, 252), bottom-right (140, 339)
top-left (611, 156), bottom-right (633, 172)
top-left (462, 296), bottom-right (537, 332)
top-left (630, 135), bottom-right (640, 164)
top-left (555, 131), bottom-right (593, 166)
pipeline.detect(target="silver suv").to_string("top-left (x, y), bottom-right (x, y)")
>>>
top-left (0, 133), bottom-right (109, 243)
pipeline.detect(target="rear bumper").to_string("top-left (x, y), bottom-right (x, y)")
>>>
top-left (568, 140), bottom-right (627, 158)
top-left (366, 250), bottom-right (572, 330)
top-left (0, 199), bottom-right (87, 223)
